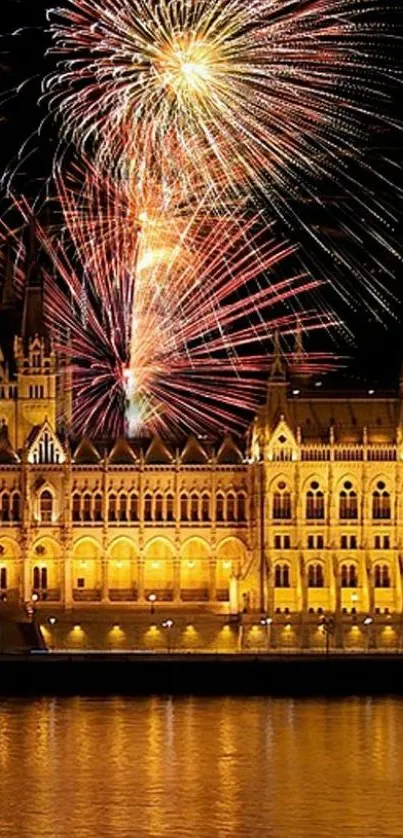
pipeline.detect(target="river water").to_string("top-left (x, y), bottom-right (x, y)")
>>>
top-left (0, 695), bottom-right (402, 838)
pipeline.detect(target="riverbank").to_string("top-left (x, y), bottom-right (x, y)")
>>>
top-left (2, 651), bottom-right (403, 695)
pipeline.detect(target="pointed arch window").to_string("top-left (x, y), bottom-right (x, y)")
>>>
top-left (1, 492), bottom-right (10, 523)
top-left (94, 493), bottom-right (103, 522)
top-left (201, 493), bottom-right (210, 522)
top-left (341, 563), bottom-right (358, 588)
top-left (11, 492), bottom-right (20, 522)
top-left (374, 563), bottom-right (390, 588)
top-left (180, 494), bottom-right (189, 522)
top-left (339, 482), bottom-right (358, 520)
top-left (144, 493), bottom-right (152, 522)
top-left (155, 493), bottom-right (164, 522)
top-left (216, 493), bottom-right (225, 522)
top-left (83, 493), bottom-right (92, 522)
top-left (237, 493), bottom-right (246, 522)
top-left (306, 482), bottom-right (324, 520)
top-left (33, 566), bottom-right (40, 590)
top-left (119, 493), bottom-right (128, 522)
top-left (108, 494), bottom-right (117, 522)
top-left (372, 482), bottom-right (390, 520)
top-left (72, 493), bottom-right (81, 522)
top-left (129, 493), bottom-right (138, 522)
top-left (227, 493), bottom-right (236, 522)
top-left (190, 494), bottom-right (199, 522)
top-left (272, 483), bottom-right (291, 520)
top-left (308, 563), bottom-right (324, 588)
top-left (274, 564), bottom-right (290, 588)
top-left (0, 566), bottom-right (7, 590)
top-left (166, 494), bottom-right (175, 522)
top-left (40, 491), bottom-right (53, 523)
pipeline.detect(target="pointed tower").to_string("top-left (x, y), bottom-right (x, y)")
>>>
top-left (265, 330), bottom-right (289, 433)
top-left (0, 241), bottom-right (20, 444)
top-left (14, 222), bottom-right (58, 449)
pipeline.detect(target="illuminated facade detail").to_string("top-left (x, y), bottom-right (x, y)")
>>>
top-left (2, 273), bottom-right (403, 633)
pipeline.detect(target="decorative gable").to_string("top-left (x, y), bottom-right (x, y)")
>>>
top-left (216, 435), bottom-right (243, 465)
top-left (144, 437), bottom-right (174, 465)
top-left (27, 421), bottom-right (65, 465)
top-left (73, 437), bottom-right (101, 465)
top-left (181, 435), bottom-right (209, 465)
top-left (265, 417), bottom-right (298, 462)
top-left (109, 437), bottom-right (137, 465)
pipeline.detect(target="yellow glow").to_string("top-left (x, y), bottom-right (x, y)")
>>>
top-left (158, 34), bottom-right (215, 101)
top-left (152, 561), bottom-right (160, 569)
top-left (187, 560), bottom-right (195, 568)
top-left (146, 625), bottom-right (161, 636)
top-left (73, 624), bottom-right (82, 632)
top-left (80, 561), bottom-right (87, 569)
top-left (223, 561), bottom-right (232, 569)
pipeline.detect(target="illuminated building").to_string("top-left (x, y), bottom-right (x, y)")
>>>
top-left (1, 266), bottom-right (403, 651)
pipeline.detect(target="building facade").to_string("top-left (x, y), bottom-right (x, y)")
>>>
top-left (2, 266), bottom-right (403, 649)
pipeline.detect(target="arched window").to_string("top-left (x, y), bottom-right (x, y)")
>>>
top-left (201, 494), bottom-right (210, 522)
top-left (1, 492), bottom-right (10, 523)
top-left (272, 483), bottom-right (291, 520)
top-left (119, 494), bottom-right (128, 522)
top-left (227, 494), bottom-right (236, 522)
top-left (108, 494), bottom-right (117, 522)
top-left (83, 493), bottom-right (92, 522)
top-left (308, 563), bottom-right (324, 588)
top-left (41, 567), bottom-right (48, 590)
top-left (94, 493), bottom-right (103, 522)
top-left (155, 493), bottom-right (164, 522)
top-left (237, 494), bottom-right (246, 522)
top-left (72, 493), bottom-right (81, 522)
top-left (129, 494), bottom-right (138, 522)
top-left (372, 482), bottom-right (390, 520)
top-left (341, 563), bottom-right (358, 588)
top-left (33, 566), bottom-right (40, 589)
top-left (374, 563), bottom-right (391, 588)
top-left (0, 567), bottom-right (7, 590)
top-left (40, 491), bottom-right (53, 523)
top-left (11, 493), bottom-right (21, 522)
top-left (306, 482), bottom-right (324, 520)
top-left (166, 494), bottom-right (175, 522)
top-left (190, 494), bottom-right (199, 522)
top-left (216, 493), bottom-right (225, 522)
top-left (339, 482), bottom-right (358, 520)
top-left (144, 493), bottom-right (152, 522)
top-left (180, 494), bottom-right (189, 522)
top-left (274, 564), bottom-right (290, 588)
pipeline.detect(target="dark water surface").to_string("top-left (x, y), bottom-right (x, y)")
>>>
top-left (1, 695), bottom-right (402, 838)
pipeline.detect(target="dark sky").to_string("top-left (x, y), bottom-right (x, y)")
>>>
top-left (1, 0), bottom-right (403, 393)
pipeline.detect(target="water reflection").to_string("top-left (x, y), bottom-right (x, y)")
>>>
top-left (1, 696), bottom-right (403, 838)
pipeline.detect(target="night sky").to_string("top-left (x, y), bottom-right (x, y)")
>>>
top-left (1, 0), bottom-right (403, 394)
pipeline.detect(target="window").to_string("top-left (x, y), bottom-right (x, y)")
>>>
top-left (284, 535), bottom-right (291, 549)
top-left (1, 493), bottom-right (10, 523)
top-left (72, 493), bottom-right (81, 522)
top-left (384, 535), bottom-right (390, 549)
top-left (33, 567), bottom-right (47, 590)
top-left (339, 482), bottom-right (358, 520)
top-left (108, 494), bottom-right (117, 522)
top-left (274, 564), bottom-right (290, 588)
top-left (77, 577), bottom-right (85, 589)
top-left (119, 494), bottom-right (128, 522)
top-left (272, 483), bottom-right (291, 520)
top-left (238, 494), bottom-right (246, 522)
top-left (275, 535), bottom-right (291, 549)
top-left (41, 568), bottom-right (48, 590)
top-left (307, 535), bottom-right (314, 549)
top-left (40, 491), bottom-right (53, 523)
top-left (201, 494), bottom-right (210, 522)
top-left (11, 493), bottom-right (21, 522)
top-left (341, 563), bottom-right (358, 588)
top-left (129, 494), bottom-right (138, 522)
top-left (155, 493), bottom-right (164, 522)
top-left (317, 535), bottom-right (324, 549)
top-left (144, 494), bottom-right (152, 522)
top-left (166, 494), bottom-right (175, 522)
top-left (374, 563), bottom-right (390, 588)
top-left (341, 535), bottom-right (357, 549)
top-left (372, 482), bottom-right (390, 520)
top-left (190, 494), bottom-right (199, 522)
top-left (33, 566), bottom-right (40, 589)
top-left (83, 493), bottom-right (92, 522)
top-left (216, 493), bottom-right (224, 522)
top-left (94, 494), bottom-right (103, 522)
top-left (180, 494), bottom-right (189, 522)
top-left (308, 564), bottom-right (324, 588)
top-left (227, 494), bottom-right (236, 522)
top-left (306, 482), bottom-right (324, 520)
top-left (0, 567), bottom-right (7, 590)
top-left (307, 535), bottom-right (322, 549)
top-left (274, 535), bottom-right (281, 549)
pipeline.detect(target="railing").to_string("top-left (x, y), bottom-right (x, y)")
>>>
top-left (144, 588), bottom-right (174, 602)
top-left (73, 589), bottom-right (102, 602)
top-left (109, 588), bottom-right (138, 602)
top-left (180, 589), bottom-right (209, 602)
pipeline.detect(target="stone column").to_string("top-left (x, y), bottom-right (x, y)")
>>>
top-left (209, 558), bottom-right (217, 602)
top-left (101, 555), bottom-right (109, 603)
top-left (137, 555), bottom-right (145, 602)
top-left (229, 573), bottom-right (239, 615)
top-left (173, 558), bottom-right (181, 603)
top-left (23, 554), bottom-right (31, 602)
top-left (63, 549), bottom-right (73, 608)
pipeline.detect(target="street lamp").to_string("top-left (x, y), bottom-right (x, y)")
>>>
top-left (319, 615), bottom-right (335, 656)
top-left (162, 618), bottom-right (175, 652)
top-left (148, 593), bottom-right (157, 614)
top-left (363, 615), bottom-right (373, 652)
top-left (259, 616), bottom-right (273, 651)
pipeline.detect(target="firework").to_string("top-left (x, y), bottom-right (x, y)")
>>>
top-left (4, 196), bottom-right (337, 438)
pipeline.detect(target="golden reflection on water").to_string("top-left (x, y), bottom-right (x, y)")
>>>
top-left (1, 696), bottom-right (403, 838)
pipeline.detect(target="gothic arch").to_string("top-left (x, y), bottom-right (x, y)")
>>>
top-left (72, 537), bottom-right (102, 592)
top-left (180, 537), bottom-right (210, 599)
top-left (143, 537), bottom-right (175, 600)
top-left (108, 537), bottom-right (137, 590)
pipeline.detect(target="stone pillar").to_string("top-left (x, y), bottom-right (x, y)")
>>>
top-left (209, 558), bottom-right (217, 602)
top-left (63, 550), bottom-right (73, 608)
top-left (137, 556), bottom-right (145, 602)
top-left (173, 559), bottom-right (181, 603)
top-left (101, 556), bottom-right (109, 603)
top-left (23, 555), bottom-right (31, 602)
top-left (229, 573), bottom-right (239, 615)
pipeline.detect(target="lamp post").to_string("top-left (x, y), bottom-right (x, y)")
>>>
top-left (363, 615), bottom-right (373, 652)
top-left (162, 618), bottom-right (174, 652)
top-left (319, 615), bottom-right (335, 656)
top-left (148, 593), bottom-right (157, 615)
top-left (260, 616), bottom-right (273, 651)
